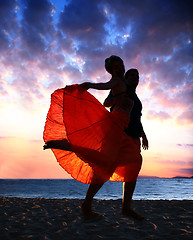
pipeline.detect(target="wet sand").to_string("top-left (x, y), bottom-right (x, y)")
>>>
top-left (0, 197), bottom-right (192, 239)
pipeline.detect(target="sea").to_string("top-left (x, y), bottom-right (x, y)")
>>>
top-left (0, 178), bottom-right (192, 200)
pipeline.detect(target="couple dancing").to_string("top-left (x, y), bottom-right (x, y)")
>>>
top-left (43, 55), bottom-right (148, 221)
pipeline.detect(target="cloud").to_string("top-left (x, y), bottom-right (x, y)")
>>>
top-left (58, 0), bottom-right (107, 46)
top-left (0, 0), bottom-right (19, 51)
top-left (20, 0), bottom-right (56, 57)
top-left (156, 159), bottom-right (193, 166)
top-left (1, 0), bottom-right (193, 179)
top-left (179, 168), bottom-right (193, 175)
top-left (177, 144), bottom-right (193, 148)
top-left (0, 74), bottom-right (8, 95)
top-left (0, 136), bottom-right (16, 139)
top-left (177, 111), bottom-right (193, 125)
top-left (0, 0), bottom-right (192, 122)
top-left (146, 110), bottom-right (171, 121)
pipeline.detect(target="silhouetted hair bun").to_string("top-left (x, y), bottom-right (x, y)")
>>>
top-left (105, 55), bottom-right (123, 73)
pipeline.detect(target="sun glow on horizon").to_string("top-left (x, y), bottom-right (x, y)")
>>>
top-left (0, 0), bottom-right (192, 179)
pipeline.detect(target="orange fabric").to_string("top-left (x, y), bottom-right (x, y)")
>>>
top-left (43, 85), bottom-right (142, 184)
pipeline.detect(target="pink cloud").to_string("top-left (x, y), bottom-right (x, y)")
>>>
top-left (176, 111), bottom-right (193, 125)
top-left (146, 110), bottom-right (171, 121)
top-left (156, 159), bottom-right (193, 166)
top-left (0, 0), bottom-right (193, 179)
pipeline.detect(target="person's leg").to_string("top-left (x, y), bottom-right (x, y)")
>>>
top-left (44, 140), bottom-right (107, 220)
top-left (43, 139), bottom-right (72, 151)
top-left (122, 181), bottom-right (136, 210)
top-left (81, 183), bottom-right (104, 219)
top-left (122, 181), bottom-right (144, 220)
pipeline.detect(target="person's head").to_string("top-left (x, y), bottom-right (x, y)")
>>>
top-left (125, 68), bottom-right (139, 89)
top-left (105, 55), bottom-right (125, 77)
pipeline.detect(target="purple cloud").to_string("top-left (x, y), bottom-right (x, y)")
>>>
top-left (20, 0), bottom-right (56, 57)
top-left (146, 110), bottom-right (171, 121)
top-left (58, 0), bottom-right (107, 46)
top-left (179, 168), bottom-right (193, 175)
top-left (0, 0), bottom-right (19, 51)
top-left (177, 111), bottom-right (193, 125)
top-left (0, 0), bottom-right (192, 121)
top-left (0, 74), bottom-right (8, 95)
top-left (177, 144), bottom-right (193, 148)
top-left (157, 159), bottom-right (193, 166)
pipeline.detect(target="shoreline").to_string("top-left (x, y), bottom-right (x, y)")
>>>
top-left (1, 197), bottom-right (193, 239)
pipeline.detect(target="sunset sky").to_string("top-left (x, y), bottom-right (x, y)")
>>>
top-left (0, 0), bottom-right (193, 179)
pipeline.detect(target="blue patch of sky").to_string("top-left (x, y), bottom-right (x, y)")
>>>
top-left (163, 55), bottom-right (172, 62)
top-left (64, 53), bottom-right (85, 72)
top-left (151, 55), bottom-right (172, 63)
top-left (51, 0), bottom-right (71, 24)
top-left (51, 0), bottom-right (71, 12)
top-left (16, 0), bottom-right (70, 28)
top-left (16, 0), bottom-right (25, 22)
top-left (180, 65), bottom-right (192, 77)
top-left (2, 1), bottom-right (20, 45)
top-left (72, 39), bottom-right (81, 52)
top-left (104, 11), bottom-right (132, 46)
top-left (5, 77), bottom-right (14, 85)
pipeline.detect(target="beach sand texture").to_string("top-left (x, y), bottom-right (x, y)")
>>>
top-left (0, 197), bottom-right (192, 239)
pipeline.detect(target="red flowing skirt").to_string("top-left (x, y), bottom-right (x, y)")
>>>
top-left (43, 85), bottom-right (142, 184)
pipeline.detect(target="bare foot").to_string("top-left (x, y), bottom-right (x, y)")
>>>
top-left (81, 201), bottom-right (92, 219)
top-left (122, 208), bottom-right (144, 220)
top-left (43, 139), bottom-right (72, 151)
top-left (81, 202), bottom-right (102, 221)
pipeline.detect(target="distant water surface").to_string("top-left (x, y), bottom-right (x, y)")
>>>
top-left (0, 178), bottom-right (192, 200)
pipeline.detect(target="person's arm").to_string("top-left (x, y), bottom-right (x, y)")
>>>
top-left (79, 77), bottom-right (120, 91)
top-left (103, 91), bottom-right (115, 107)
top-left (141, 128), bottom-right (148, 150)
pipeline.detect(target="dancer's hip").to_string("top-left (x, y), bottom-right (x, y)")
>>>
top-left (110, 110), bottom-right (130, 130)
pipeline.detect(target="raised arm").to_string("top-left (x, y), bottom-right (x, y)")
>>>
top-left (79, 77), bottom-right (120, 91)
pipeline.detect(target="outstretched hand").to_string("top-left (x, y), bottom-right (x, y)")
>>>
top-left (79, 82), bottom-right (91, 90)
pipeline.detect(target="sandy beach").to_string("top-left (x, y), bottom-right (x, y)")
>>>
top-left (0, 197), bottom-right (192, 240)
